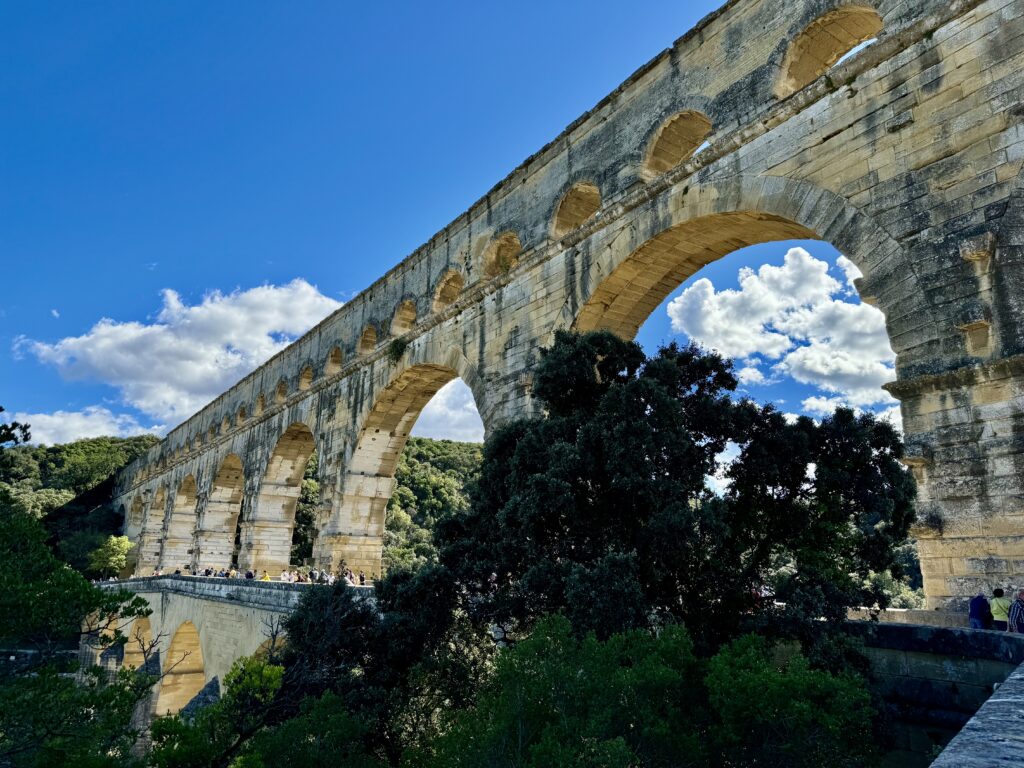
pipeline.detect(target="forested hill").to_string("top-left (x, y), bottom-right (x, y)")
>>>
top-left (0, 435), bottom-right (160, 572)
top-left (0, 432), bottom-right (482, 578)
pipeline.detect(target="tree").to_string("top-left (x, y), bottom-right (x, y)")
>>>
top-left (0, 502), bottom-right (152, 766)
top-left (423, 615), bottom-right (706, 768)
top-left (89, 535), bottom-right (133, 578)
top-left (423, 615), bottom-right (878, 768)
top-left (0, 406), bottom-right (30, 448)
top-left (706, 634), bottom-right (876, 767)
top-left (435, 331), bottom-right (916, 659)
top-left (290, 453), bottom-right (320, 565)
top-left (382, 438), bottom-right (479, 575)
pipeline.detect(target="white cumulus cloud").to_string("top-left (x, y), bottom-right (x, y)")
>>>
top-left (19, 279), bottom-right (341, 425)
top-left (667, 247), bottom-right (896, 410)
top-left (411, 379), bottom-right (485, 443)
top-left (736, 366), bottom-right (765, 385)
top-left (5, 406), bottom-right (162, 445)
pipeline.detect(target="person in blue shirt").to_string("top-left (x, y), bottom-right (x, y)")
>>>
top-left (969, 591), bottom-right (992, 630)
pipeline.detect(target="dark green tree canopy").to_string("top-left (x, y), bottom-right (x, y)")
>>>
top-left (437, 330), bottom-right (916, 654)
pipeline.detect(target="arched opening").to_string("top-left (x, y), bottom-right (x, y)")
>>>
top-left (314, 364), bottom-right (484, 580)
top-left (775, 5), bottom-right (883, 98)
top-left (575, 212), bottom-right (816, 339)
top-left (196, 454), bottom-right (245, 571)
top-left (358, 325), bottom-right (378, 355)
top-left (298, 365), bottom-right (314, 391)
top-left (392, 300), bottom-right (417, 336)
top-left (237, 405), bottom-right (247, 424)
top-left (433, 270), bottom-right (464, 312)
top-left (326, 346), bottom-right (343, 376)
top-left (136, 486), bottom-right (166, 575)
top-left (155, 621), bottom-right (206, 716)
top-left (275, 380), bottom-right (288, 404)
top-left (255, 394), bottom-right (265, 417)
top-left (552, 182), bottom-right (601, 238)
top-left (482, 232), bottom-right (521, 279)
top-left (643, 110), bottom-right (713, 179)
top-left (221, 416), bottom-right (230, 434)
top-left (122, 616), bottom-right (153, 671)
top-left (242, 423), bottom-right (316, 574)
top-left (569, 203), bottom-right (901, 489)
top-left (161, 475), bottom-right (198, 571)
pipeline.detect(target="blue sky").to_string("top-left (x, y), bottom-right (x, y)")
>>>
top-left (0, 1), bottom-right (898, 444)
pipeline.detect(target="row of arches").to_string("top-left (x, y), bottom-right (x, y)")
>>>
top-left (131, 361), bottom-right (475, 578)
top-left (135, 4), bottom-right (883, 481)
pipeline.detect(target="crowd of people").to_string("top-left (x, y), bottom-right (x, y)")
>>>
top-left (968, 588), bottom-right (1024, 632)
top-left (141, 565), bottom-right (373, 586)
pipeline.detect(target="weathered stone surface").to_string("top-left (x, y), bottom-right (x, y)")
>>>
top-left (107, 0), bottom-right (1024, 610)
top-left (91, 576), bottom-right (371, 716)
top-left (930, 661), bottom-right (1024, 766)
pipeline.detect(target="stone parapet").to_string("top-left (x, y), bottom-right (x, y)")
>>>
top-left (931, 661), bottom-right (1024, 767)
top-left (98, 575), bottom-right (373, 614)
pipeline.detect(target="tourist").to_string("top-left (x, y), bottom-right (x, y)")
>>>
top-left (358, 570), bottom-right (365, 586)
top-left (992, 588), bottom-right (1011, 631)
top-left (1009, 590), bottom-right (1024, 633)
top-left (245, 569), bottom-right (254, 579)
top-left (310, 568), bottom-right (320, 583)
top-left (260, 570), bottom-right (270, 581)
top-left (968, 590), bottom-right (992, 630)
top-left (279, 569), bottom-right (289, 582)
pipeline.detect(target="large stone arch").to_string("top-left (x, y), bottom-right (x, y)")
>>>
top-left (240, 423), bottom-right (317, 574)
top-left (160, 475), bottom-right (198, 572)
top-left (154, 620), bottom-right (206, 716)
top-left (552, 174), bottom-right (932, 373)
top-left (195, 454), bottom-right (245, 571)
top-left (313, 347), bottom-right (486, 577)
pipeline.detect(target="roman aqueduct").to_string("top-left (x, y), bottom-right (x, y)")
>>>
top-left (112, 0), bottom-right (1024, 677)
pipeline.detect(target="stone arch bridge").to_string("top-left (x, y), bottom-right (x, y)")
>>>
top-left (113, 0), bottom-right (1024, 609)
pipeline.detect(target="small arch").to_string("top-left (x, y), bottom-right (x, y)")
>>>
top-left (325, 346), bottom-right (343, 376)
top-left (161, 475), bottom-right (198, 571)
top-left (237, 405), bottom-right (247, 425)
top-left (433, 270), bottom-right (464, 312)
top-left (275, 380), bottom-right (288, 404)
top-left (643, 110), bottom-right (713, 178)
top-left (255, 394), bottom-right (265, 417)
top-left (207, 426), bottom-right (216, 443)
top-left (482, 232), bottom-right (521, 279)
top-left (155, 621), bottom-right (206, 715)
top-left (552, 182), bottom-right (601, 238)
top-left (221, 416), bottom-right (230, 434)
top-left (392, 299), bottom-right (417, 336)
top-left (298, 365), bottom-right (314, 391)
top-left (359, 325), bottom-right (378, 355)
top-left (775, 5), bottom-right (883, 98)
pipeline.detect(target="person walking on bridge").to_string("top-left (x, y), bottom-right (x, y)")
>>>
top-left (969, 591), bottom-right (992, 630)
top-left (1009, 590), bottom-right (1024, 633)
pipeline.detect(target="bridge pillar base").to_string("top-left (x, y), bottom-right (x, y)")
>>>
top-left (313, 532), bottom-right (383, 581)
